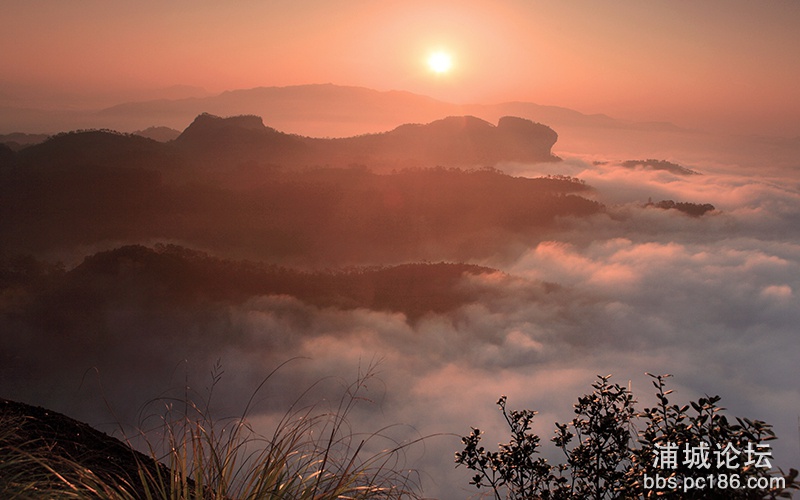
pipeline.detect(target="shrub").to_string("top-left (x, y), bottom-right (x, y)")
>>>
top-left (456, 374), bottom-right (798, 499)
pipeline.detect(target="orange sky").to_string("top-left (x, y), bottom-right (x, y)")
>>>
top-left (2, 0), bottom-right (799, 135)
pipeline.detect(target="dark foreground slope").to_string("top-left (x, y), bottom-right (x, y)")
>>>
top-left (0, 398), bottom-right (160, 498)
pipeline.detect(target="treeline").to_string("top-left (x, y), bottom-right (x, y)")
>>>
top-left (1, 161), bottom-right (603, 264)
top-left (0, 244), bottom-right (495, 324)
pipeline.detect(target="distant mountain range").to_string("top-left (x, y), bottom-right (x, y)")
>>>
top-left (4, 113), bottom-right (561, 175)
top-left (0, 84), bottom-right (683, 137)
top-left (173, 112), bottom-right (561, 172)
top-left (0, 113), bottom-right (600, 262)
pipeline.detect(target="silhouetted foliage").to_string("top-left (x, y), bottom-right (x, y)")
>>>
top-left (457, 396), bottom-right (559, 498)
top-left (457, 374), bottom-right (798, 499)
top-left (553, 375), bottom-right (636, 498)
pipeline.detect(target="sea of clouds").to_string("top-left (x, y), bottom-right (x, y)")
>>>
top-left (218, 154), bottom-right (800, 498)
top-left (4, 146), bottom-right (799, 499)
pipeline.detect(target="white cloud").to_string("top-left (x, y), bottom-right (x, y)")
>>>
top-left (4, 149), bottom-right (800, 500)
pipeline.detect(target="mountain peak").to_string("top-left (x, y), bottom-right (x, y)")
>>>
top-left (353, 115), bottom-right (559, 167)
top-left (175, 113), bottom-right (277, 145)
top-left (186, 112), bottom-right (266, 132)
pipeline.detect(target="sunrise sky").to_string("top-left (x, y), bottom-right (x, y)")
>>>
top-left (2, 0), bottom-right (799, 135)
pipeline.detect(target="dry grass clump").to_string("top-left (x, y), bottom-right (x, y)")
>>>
top-left (1, 361), bottom-right (424, 499)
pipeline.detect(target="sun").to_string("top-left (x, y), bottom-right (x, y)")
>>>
top-left (427, 51), bottom-right (453, 74)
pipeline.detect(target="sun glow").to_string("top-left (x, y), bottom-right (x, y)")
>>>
top-left (427, 51), bottom-right (452, 74)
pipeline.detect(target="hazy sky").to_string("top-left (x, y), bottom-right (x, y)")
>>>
top-left (3, 0), bottom-right (799, 135)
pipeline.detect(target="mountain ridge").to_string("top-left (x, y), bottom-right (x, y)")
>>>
top-left (0, 149), bottom-right (600, 262)
top-left (7, 112), bottom-right (560, 174)
top-left (0, 84), bottom-right (685, 137)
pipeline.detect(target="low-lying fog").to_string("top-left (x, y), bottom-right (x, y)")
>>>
top-left (4, 141), bottom-right (798, 499)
